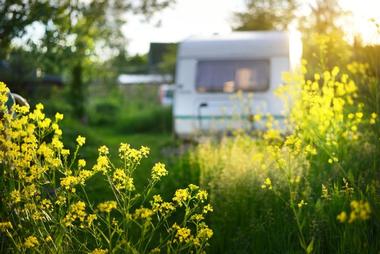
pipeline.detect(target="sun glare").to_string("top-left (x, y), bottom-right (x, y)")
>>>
top-left (340, 0), bottom-right (380, 44)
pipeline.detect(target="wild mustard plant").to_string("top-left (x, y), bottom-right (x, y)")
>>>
top-left (0, 82), bottom-right (213, 253)
top-left (191, 62), bottom-right (379, 253)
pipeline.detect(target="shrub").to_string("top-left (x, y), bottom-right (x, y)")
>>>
top-left (0, 82), bottom-right (213, 253)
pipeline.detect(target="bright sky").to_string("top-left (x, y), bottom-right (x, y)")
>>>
top-left (122, 0), bottom-right (246, 54)
top-left (123, 0), bottom-right (380, 55)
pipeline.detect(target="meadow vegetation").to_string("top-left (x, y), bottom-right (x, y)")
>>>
top-left (188, 61), bottom-right (380, 253)
top-left (0, 82), bottom-right (212, 253)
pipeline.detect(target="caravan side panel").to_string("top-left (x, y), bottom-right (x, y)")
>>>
top-left (173, 59), bottom-right (197, 137)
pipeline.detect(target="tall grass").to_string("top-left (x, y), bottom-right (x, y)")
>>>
top-left (188, 63), bottom-right (380, 253)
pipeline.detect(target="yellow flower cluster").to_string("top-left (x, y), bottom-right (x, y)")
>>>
top-left (151, 162), bottom-right (168, 181)
top-left (62, 201), bottom-right (87, 227)
top-left (280, 65), bottom-right (366, 154)
top-left (347, 62), bottom-right (369, 75)
top-left (90, 248), bottom-right (108, 254)
top-left (172, 189), bottom-right (190, 206)
top-left (0, 82), bottom-right (213, 253)
top-left (195, 190), bottom-right (208, 202)
top-left (76, 135), bottom-right (86, 146)
top-left (60, 168), bottom-right (94, 192)
top-left (172, 222), bottom-right (213, 246)
top-left (150, 195), bottom-right (175, 216)
top-left (60, 175), bottom-right (80, 192)
top-left (10, 190), bottom-right (21, 204)
top-left (97, 201), bottom-right (117, 213)
top-left (92, 154), bottom-right (110, 174)
top-left (172, 224), bottom-right (192, 243)
top-left (150, 195), bottom-right (176, 216)
top-left (134, 207), bottom-right (154, 220)
top-left (337, 200), bottom-right (371, 223)
top-left (98, 145), bottom-right (109, 155)
top-left (0, 221), bottom-right (13, 232)
top-left (196, 224), bottom-right (213, 241)
top-left (261, 178), bottom-right (272, 190)
top-left (24, 236), bottom-right (39, 248)
top-left (297, 200), bottom-right (307, 208)
top-left (112, 168), bottom-right (135, 191)
top-left (118, 143), bottom-right (150, 163)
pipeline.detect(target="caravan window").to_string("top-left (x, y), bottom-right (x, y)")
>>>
top-left (196, 60), bottom-right (270, 93)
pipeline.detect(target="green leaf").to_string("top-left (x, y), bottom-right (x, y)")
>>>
top-left (306, 238), bottom-right (314, 254)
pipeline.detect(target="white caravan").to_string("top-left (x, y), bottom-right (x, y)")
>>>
top-left (173, 31), bottom-right (302, 139)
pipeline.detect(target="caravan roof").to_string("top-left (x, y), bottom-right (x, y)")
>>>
top-left (178, 31), bottom-right (290, 59)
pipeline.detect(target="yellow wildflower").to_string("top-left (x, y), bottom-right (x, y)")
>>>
top-left (197, 225), bottom-right (213, 240)
top-left (261, 177), bottom-right (272, 190)
top-left (348, 200), bottom-right (371, 223)
top-left (134, 207), bottom-right (154, 219)
top-left (55, 112), bottom-right (64, 121)
top-left (112, 168), bottom-right (134, 191)
top-left (87, 214), bottom-right (97, 227)
top-left (10, 190), bottom-right (21, 204)
top-left (92, 155), bottom-right (110, 174)
top-left (140, 146), bottom-right (150, 157)
top-left (173, 188), bottom-right (190, 206)
top-left (98, 145), bottom-right (109, 155)
top-left (78, 159), bottom-right (86, 168)
top-left (195, 190), bottom-right (208, 202)
top-left (62, 201), bottom-right (87, 227)
top-left (24, 236), bottom-right (39, 248)
top-left (0, 221), bottom-right (13, 232)
top-left (90, 248), bottom-right (108, 254)
top-left (97, 201), bottom-right (117, 213)
top-left (297, 200), bottom-right (307, 208)
top-left (203, 204), bottom-right (213, 214)
top-left (337, 211), bottom-right (347, 223)
top-left (41, 199), bottom-right (52, 210)
top-left (151, 162), bottom-right (168, 181)
top-left (173, 224), bottom-right (192, 243)
top-left (60, 176), bottom-right (80, 191)
top-left (76, 135), bottom-right (86, 146)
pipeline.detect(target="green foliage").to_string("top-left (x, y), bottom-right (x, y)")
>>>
top-left (1, 0), bottom-right (176, 120)
top-left (87, 85), bottom-right (173, 134)
top-left (233, 0), bottom-right (297, 31)
top-left (186, 64), bottom-right (380, 253)
top-left (300, 0), bottom-right (352, 71)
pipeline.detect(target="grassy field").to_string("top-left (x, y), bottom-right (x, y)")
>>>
top-left (1, 62), bottom-right (380, 253)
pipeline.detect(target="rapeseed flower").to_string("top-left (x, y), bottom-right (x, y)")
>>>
top-left (172, 224), bottom-right (192, 243)
top-left (98, 201), bottom-right (117, 213)
top-left (24, 236), bottom-right (39, 248)
top-left (0, 221), bottom-right (13, 232)
top-left (173, 189), bottom-right (190, 206)
top-left (261, 177), bottom-right (272, 189)
top-left (112, 168), bottom-right (134, 191)
top-left (337, 211), bottom-right (347, 223)
top-left (151, 162), bottom-right (168, 181)
top-left (76, 135), bottom-right (86, 146)
top-left (62, 201), bottom-right (87, 227)
top-left (134, 207), bottom-right (153, 220)
top-left (90, 248), bottom-right (108, 254)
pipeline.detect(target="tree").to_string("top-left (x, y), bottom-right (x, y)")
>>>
top-left (233, 0), bottom-right (297, 31)
top-left (0, 0), bottom-right (54, 58)
top-left (299, 0), bottom-right (351, 71)
top-left (1, 0), bottom-right (175, 119)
